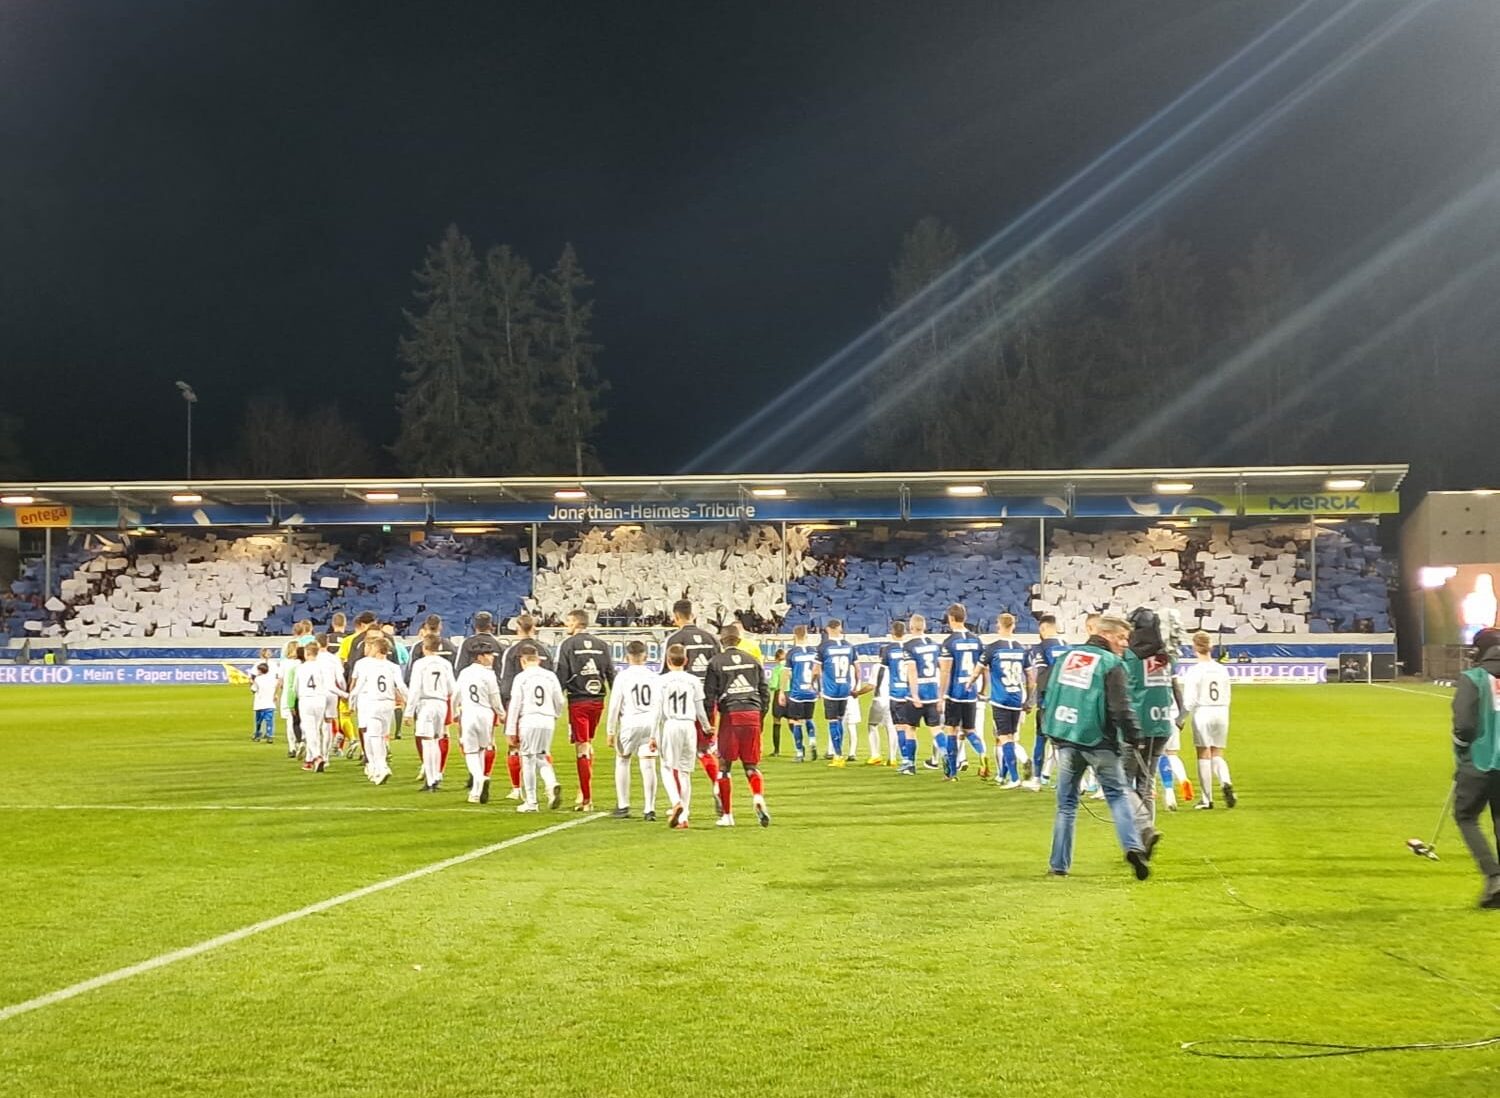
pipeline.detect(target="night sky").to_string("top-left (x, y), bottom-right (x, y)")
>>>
top-left (3, 1), bottom-right (1499, 480)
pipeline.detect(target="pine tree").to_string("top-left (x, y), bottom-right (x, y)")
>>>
top-left (480, 245), bottom-right (545, 473)
top-left (866, 217), bottom-right (961, 469)
top-left (539, 243), bottom-right (605, 475)
top-left (392, 225), bottom-right (486, 476)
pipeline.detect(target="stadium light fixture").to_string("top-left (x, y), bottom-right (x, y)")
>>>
top-left (1325, 478), bottom-right (1366, 491)
top-left (1473, 489), bottom-right (1497, 496)
top-left (1418, 566), bottom-right (1457, 589)
top-left (750, 487), bottom-right (787, 498)
top-left (363, 491), bottom-right (400, 503)
top-left (553, 489), bottom-right (589, 501)
top-left (1153, 481), bottom-right (1194, 494)
top-left (968, 521), bottom-right (1005, 529)
top-left (946, 484), bottom-right (985, 497)
top-left (170, 493), bottom-right (203, 504)
top-left (449, 526), bottom-right (495, 535)
top-left (0, 494), bottom-right (35, 505)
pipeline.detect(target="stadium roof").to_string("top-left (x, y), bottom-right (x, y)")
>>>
top-left (0, 464), bottom-right (1407, 509)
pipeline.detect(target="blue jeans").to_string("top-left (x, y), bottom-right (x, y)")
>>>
top-left (254, 709), bottom-right (274, 741)
top-left (1050, 744), bottom-right (1143, 874)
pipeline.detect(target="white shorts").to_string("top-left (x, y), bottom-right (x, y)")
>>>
top-left (615, 720), bottom-right (658, 758)
top-left (414, 701), bottom-right (448, 740)
top-left (1165, 727), bottom-right (1181, 752)
top-left (297, 696), bottom-right (327, 728)
top-left (361, 705), bottom-right (395, 739)
top-left (516, 716), bottom-right (553, 756)
top-left (1192, 709), bottom-right (1230, 749)
top-left (459, 712), bottom-right (497, 753)
top-left (868, 700), bottom-right (891, 727)
top-left (658, 719), bottom-right (698, 772)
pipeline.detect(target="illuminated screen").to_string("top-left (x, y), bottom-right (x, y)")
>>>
top-left (1421, 564), bottom-right (1500, 645)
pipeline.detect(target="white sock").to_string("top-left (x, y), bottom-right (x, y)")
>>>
top-left (421, 738), bottom-right (442, 786)
top-left (615, 755), bottom-right (632, 810)
top-left (662, 762), bottom-right (681, 808)
top-left (868, 724), bottom-right (882, 758)
top-left (1213, 757), bottom-right (1231, 786)
top-left (957, 739), bottom-right (968, 767)
top-left (886, 721), bottom-right (901, 761)
top-left (464, 750), bottom-right (485, 791)
top-left (1167, 754), bottom-right (1188, 783)
top-left (1197, 758), bottom-right (1214, 802)
top-left (994, 744), bottom-right (1005, 776)
top-left (539, 758), bottom-right (559, 796)
top-left (640, 756), bottom-right (658, 812)
top-left (1162, 781), bottom-right (1177, 808)
top-left (522, 754), bottom-right (539, 805)
top-left (669, 767), bottom-right (692, 817)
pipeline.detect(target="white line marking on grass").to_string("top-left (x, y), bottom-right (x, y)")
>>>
top-left (0, 813), bottom-right (603, 1024)
top-left (0, 803), bottom-right (485, 814)
top-left (1373, 684), bottom-right (1452, 699)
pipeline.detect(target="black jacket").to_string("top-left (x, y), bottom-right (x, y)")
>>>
top-left (665, 625), bottom-right (719, 681)
top-left (1453, 644), bottom-right (1500, 746)
top-left (455, 633), bottom-right (506, 680)
top-left (1087, 635), bottom-right (1143, 749)
top-left (499, 637), bottom-right (553, 703)
top-left (555, 632), bottom-right (616, 700)
top-left (705, 648), bottom-right (770, 715)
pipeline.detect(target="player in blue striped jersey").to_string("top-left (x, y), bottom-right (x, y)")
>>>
top-left (902, 616), bottom-right (945, 770)
top-left (938, 604), bottom-right (987, 780)
top-left (975, 613), bottom-right (1030, 788)
top-left (879, 621), bottom-right (918, 774)
top-left (814, 619), bottom-right (856, 767)
top-left (784, 625), bottom-right (820, 762)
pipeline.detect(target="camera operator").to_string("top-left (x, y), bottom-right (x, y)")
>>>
top-left (1452, 627), bottom-right (1500, 909)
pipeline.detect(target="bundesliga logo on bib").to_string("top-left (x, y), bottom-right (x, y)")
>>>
top-left (1058, 650), bottom-right (1100, 689)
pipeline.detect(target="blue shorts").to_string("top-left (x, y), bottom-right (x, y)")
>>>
top-left (902, 700), bottom-right (942, 728)
top-left (944, 700), bottom-right (977, 731)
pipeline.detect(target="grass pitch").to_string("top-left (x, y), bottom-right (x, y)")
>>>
top-left (0, 682), bottom-right (1496, 1096)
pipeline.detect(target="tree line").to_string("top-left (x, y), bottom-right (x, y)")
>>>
top-left (864, 215), bottom-right (1500, 492)
top-left (220, 225), bottom-right (606, 480)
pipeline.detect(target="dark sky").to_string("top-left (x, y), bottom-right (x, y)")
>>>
top-left (3, 0), bottom-right (1499, 480)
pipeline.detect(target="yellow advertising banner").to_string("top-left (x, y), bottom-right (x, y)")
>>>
top-left (14, 505), bottom-right (73, 528)
top-left (1241, 492), bottom-right (1399, 516)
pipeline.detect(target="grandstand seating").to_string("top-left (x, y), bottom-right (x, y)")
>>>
top-left (1, 520), bottom-right (1393, 642)
top-left (782, 527), bottom-right (1041, 634)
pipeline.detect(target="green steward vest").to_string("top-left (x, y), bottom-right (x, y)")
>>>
top-left (1462, 667), bottom-right (1500, 773)
top-left (1124, 651), bottom-right (1175, 738)
top-left (1041, 644), bottom-right (1123, 749)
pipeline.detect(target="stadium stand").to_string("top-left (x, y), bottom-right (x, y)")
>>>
top-left (1038, 521), bottom-right (1391, 636)
top-left (528, 524), bottom-right (812, 628)
top-left (782, 527), bottom-right (1041, 634)
top-left (2, 520), bottom-right (1392, 642)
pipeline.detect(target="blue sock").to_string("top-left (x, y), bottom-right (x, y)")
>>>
top-left (1032, 735), bottom-right (1046, 776)
top-left (939, 733), bottom-right (957, 777)
top-left (966, 732), bottom-right (985, 759)
top-left (792, 723), bottom-right (804, 751)
top-left (1157, 754), bottom-right (1173, 788)
top-left (1002, 741), bottom-right (1016, 781)
top-left (896, 731), bottom-right (908, 763)
top-left (830, 720), bottom-right (843, 757)
top-left (903, 735), bottom-right (917, 764)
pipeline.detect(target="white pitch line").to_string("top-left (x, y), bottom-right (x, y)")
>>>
top-left (0, 813), bottom-right (603, 1025)
top-left (1373, 683), bottom-right (1453, 699)
top-left (0, 803), bottom-right (488, 814)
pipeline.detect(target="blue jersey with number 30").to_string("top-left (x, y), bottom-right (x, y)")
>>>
top-left (817, 638), bottom-right (856, 699)
top-left (982, 638), bottom-right (1028, 710)
top-left (904, 636), bottom-right (942, 703)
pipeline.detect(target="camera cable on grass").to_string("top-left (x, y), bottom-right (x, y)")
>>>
top-left (1181, 857), bottom-right (1500, 1060)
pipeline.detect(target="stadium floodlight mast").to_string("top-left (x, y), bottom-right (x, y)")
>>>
top-left (175, 381), bottom-right (198, 480)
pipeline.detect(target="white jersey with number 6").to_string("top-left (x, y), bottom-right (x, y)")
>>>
top-left (1181, 659), bottom-right (1231, 748)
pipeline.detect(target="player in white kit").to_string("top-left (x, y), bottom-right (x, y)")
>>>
top-left (406, 636), bottom-right (458, 792)
top-left (1181, 631), bottom-right (1236, 809)
top-left (659, 644), bottom-right (710, 830)
top-left (349, 634), bottom-right (406, 785)
top-left (456, 643), bottom-right (505, 805)
top-left (605, 640), bottom-right (663, 820)
top-left (294, 637), bottom-right (343, 773)
top-left (505, 644), bottom-right (565, 813)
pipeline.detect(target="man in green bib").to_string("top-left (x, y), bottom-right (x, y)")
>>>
top-left (1122, 607), bottom-right (1176, 855)
top-left (1042, 615), bottom-right (1151, 881)
top-left (1452, 627), bottom-right (1500, 909)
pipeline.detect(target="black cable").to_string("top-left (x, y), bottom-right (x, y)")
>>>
top-left (1184, 858), bottom-right (1500, 1060)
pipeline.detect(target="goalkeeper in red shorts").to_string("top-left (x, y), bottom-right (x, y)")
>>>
top-left (704, 623), bottom-right (772, 828)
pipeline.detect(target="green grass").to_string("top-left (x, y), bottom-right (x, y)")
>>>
top-left (0, 682), bottom-right (1497, 1096)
